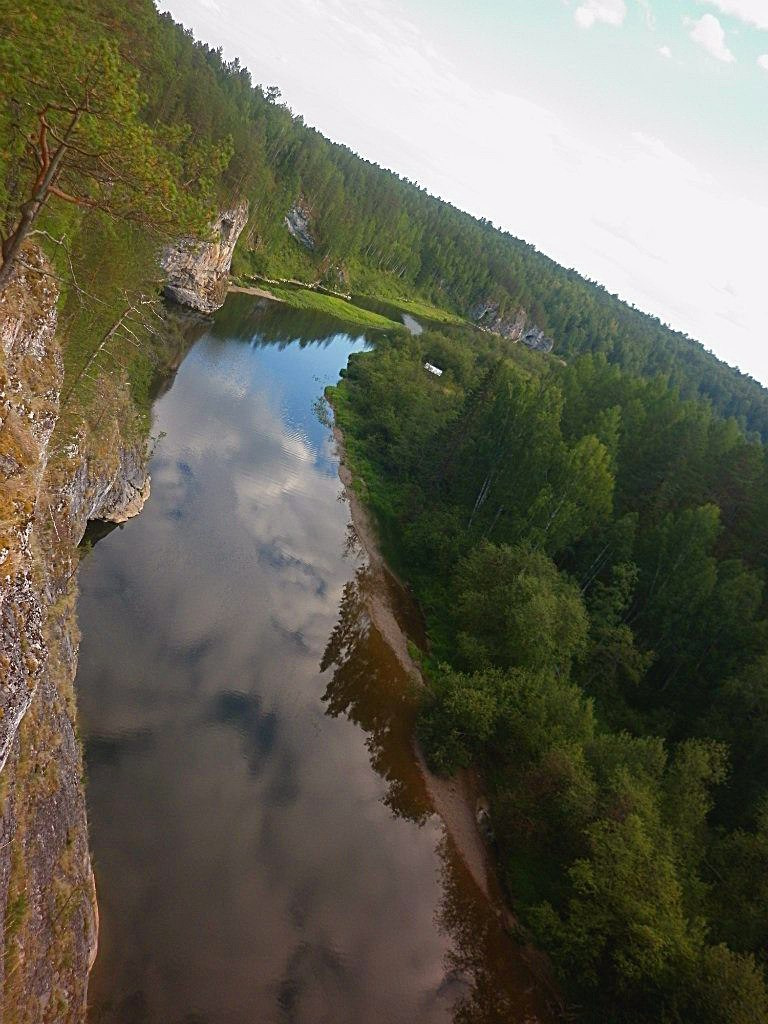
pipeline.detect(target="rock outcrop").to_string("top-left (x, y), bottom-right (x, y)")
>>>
top-left (468, 299), bottom-right (554, 353)
top-left (469, 300), bottom-right (527, 341)
top-left (162, 199), bottom-right (249, 313)
top-left (0, 250), bottom-right (154, 1022)
top-left (285, 197), bottom-right (316, 251)
top-left (520, 325), bottom-right (555, 353)
top-left (0, 248), bottom-right (61, 773)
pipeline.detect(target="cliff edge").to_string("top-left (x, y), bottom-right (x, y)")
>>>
top-left (0, 249), bottom-right (153, 1022)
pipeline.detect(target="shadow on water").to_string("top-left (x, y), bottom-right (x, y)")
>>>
top-left (320, 564), bottom-right (554, 1023)
top-left (210, 290), bottom-right (384, 348)
top-left (320, 564), bottom-right (431, 824)
top-left (80, 518), bottom-right (123, 553)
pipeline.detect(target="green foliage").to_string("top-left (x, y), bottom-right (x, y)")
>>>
top-left (688, 945), bottom-right (768, 1024)
top-left (418, 668), bottom-right (502, 775)
top-left (420, 664), bottom-right (595, 776)
top-left (265, 284), bottom-right (400, 329)
top-left (3, 0), bottom-right (768, 1017)
top-left (356, 293), bottom-right (467, 326)
top-left (334, 320), bottom-right (768, 1021)
top-left (704, 657), bottom-right (768, 821)
top-left (453, 541), bottom-right (588, 674)
top-left (6, 0), bottom-right (762, 430)
top-left (532, 814), bottom-right (700, 995)
top-left (0, 1), bottom-right (228, 281)
top-left (707, 800), bottom-right (768, 955)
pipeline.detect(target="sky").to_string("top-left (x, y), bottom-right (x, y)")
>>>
top-left (159, 0), bottom-right (768, 384)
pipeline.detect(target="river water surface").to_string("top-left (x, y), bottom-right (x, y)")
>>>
top-left (78, 294), bottom-right (550, 1024)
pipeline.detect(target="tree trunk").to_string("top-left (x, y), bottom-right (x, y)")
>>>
top-left (0, 109), bottom-right (81, 290)
top-left (0, 198), bottom-right (42, 289)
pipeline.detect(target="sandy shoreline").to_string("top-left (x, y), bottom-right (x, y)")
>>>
top-left (333, 425), bottom-right (503, 903)
top-left (332, 420), bottom-right (564, 1016)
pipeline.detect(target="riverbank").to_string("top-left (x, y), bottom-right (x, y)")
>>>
top-left (333, 428), bottom-right (494, 894)
top-left (332, 419), bottom-right (563, 1014)
top-left (229, 279), bottom-right (401, 330)
top-left (332, 417), bottom-right (564, 1015)
top-left (229, 282), bottom-right (285, 303)
top-left (334, 429), bottom-right (494, 892)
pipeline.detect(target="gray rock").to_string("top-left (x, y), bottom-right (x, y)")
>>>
top-left (468, 298), bottom-right (554, 352)
top-left (0, 247), bottom-right (61, 774)
top-left (0, 249), bottom-right (98, 1022)
top-left (468, 300), bottom-right (527, 340)
top-left (161, 200), bottom-right (249, 313)
top-left (0, 247), bottom-right (160, 1021)
top-left (521, 325), bottom-right (554, 353)
top-left (284, 198), bottom-right (316, 251)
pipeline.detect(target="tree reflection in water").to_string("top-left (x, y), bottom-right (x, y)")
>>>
top-left (320, 565), bottom-right (431, 824)
top-left (320, 564), bottom-right (555, 1024)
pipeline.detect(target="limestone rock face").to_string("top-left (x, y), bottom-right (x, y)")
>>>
top-left (469, 300), bottom-right (527, 340)
top-left (161, 199), bottom-right (249, 313)
top-left (0, 247), bottom-right (62, 772)
top-left (285, 197), bottom-right (316, 251)
top-left (0, 248), bottom-right (158, 1022)
top-left (468, 299), bottom-right (554, 353)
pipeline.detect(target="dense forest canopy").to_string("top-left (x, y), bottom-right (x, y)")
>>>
top-left (331, 322), bottom-right (768, 1023)
top-left (150, 9), bottom-right (768, 440)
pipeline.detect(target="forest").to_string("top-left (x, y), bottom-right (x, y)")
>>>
top-left (330, 323), bottom-right (768, 1023)
top-left (3, 1), bottom-right (768, 1021)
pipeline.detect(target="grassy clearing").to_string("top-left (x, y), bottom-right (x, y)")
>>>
top-left (368, 294), bottom-right (467, 326)
top-left (232, 231), bottom-right (321, 283)
top-left (267, 284), bottom-right (402, 330)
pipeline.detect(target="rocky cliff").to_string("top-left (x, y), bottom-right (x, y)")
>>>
top-left (162, 199), bottom-right (249, 313)
top-left (0, 250), bottom-right (155, 1022)
top-left (468, 299), bottom-right (554, 353)
top-left (284, 197), bottom-right (316, 251)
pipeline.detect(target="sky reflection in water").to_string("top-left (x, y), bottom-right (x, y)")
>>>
top-left (79, 295), bottom-right (549, 1024)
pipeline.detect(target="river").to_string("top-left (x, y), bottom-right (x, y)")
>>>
top-left (77, 293), bottom-right (551, 1023)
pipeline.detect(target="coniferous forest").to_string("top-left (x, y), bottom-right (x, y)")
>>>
top-left (3, 2), bottom-right (768, 1022)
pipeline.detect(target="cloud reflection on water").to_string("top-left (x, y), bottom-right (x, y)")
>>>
top-left (80, 313), bottom-right (458, 1024)
top-left (80, 298), bottom-right (551, 1024)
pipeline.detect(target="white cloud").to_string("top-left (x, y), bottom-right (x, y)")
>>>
top-left (758, 53), bottom-right (768, 69)
top-left (687, 14), bottom-right (735, 62)
top-left (659, 44), bottom-right (672, 57)
top-left (636, 0), bottom-right (656, 29)
top-left (699, 0), bottom-right (768, 30)
top-left (574, 0), bottom-right (627, 28)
